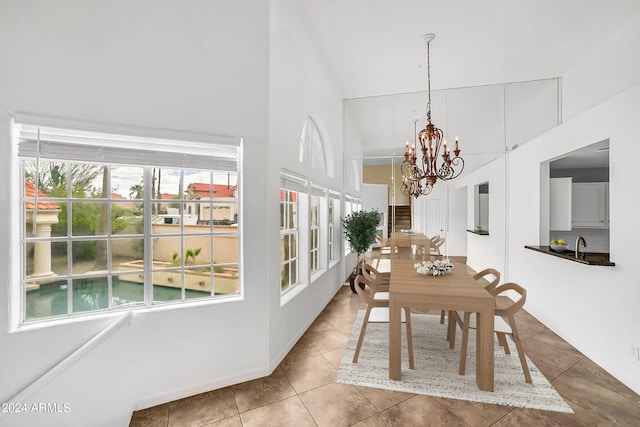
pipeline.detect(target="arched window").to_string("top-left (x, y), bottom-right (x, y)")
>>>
top-left (299, 117), bottom-right (327, 174)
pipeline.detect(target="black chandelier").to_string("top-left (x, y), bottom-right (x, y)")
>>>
top-left (401, 33), bottom-right (464, 198)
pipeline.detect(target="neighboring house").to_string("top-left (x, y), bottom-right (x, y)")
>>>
top-left (185, 182), bottom-right (238, 224)
top-left (110, 192), bottom-right (137, 210)
top-left (24, 180), bottom-right (60, 279)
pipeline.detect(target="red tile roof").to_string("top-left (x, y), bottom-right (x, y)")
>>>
top-left (187, 183), bottom-right (236, 198)
top-left (111, 193), bottom-right (137, 209)
top-left (25, 181), bottom-right (60, 210)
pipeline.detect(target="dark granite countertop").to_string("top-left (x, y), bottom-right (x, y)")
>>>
top-left (467, 229), bottom-right (489, 235)
top-left (524, 245), bottom-right (615, 266)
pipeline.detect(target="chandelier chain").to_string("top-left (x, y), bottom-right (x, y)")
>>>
top-left (401, 33), bottom-right (465, 198)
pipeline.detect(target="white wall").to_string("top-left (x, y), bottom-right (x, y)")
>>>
top-left (0, 2), bottom-right (272, 426)
top-left (456, 156), bottom-right (508, 276)
top-left (507, 82), bottom-right (640, 394)
top-left (503, 16), bottom-right (640, 394)
top-left (562, 15), bottom-right (640, 121)
top-left (267, 0), bottom-right (346, 369)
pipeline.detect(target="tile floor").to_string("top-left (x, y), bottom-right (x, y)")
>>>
top-left (130, 276), bottom-right (640, 426)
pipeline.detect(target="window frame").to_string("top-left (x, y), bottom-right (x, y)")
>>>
top-left (15, 121), bottom-right (242, 326)
top-left (328, 191), bottom-right (340, 265)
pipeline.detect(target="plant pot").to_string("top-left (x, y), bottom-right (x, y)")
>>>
top-left (349, 267), bottom-right (365, 293)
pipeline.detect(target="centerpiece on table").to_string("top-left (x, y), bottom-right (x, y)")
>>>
top-left (414, 259), bottom-right (453, 276)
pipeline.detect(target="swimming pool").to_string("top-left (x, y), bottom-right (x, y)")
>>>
top-left (26, 277), bottom-right (210, 320)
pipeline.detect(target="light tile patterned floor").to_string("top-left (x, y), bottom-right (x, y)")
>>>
top-left (130, 282), bottom-right (640, 426)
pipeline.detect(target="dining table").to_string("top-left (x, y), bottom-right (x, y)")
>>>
top-left (389, 231), bottom-right (432, 260)
top-left (388, 257), bottom-right (495, 391)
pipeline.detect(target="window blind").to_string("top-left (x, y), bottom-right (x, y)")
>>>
top-left (17, 124), bottom-right (239, 171)
top-left (280, 169), bottom-right (308, 193)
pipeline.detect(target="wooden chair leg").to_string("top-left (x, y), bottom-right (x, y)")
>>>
top-left (496, 331), bottom-right (510, 354)
top-left (440, 309), bottom-right (446, 324)
top-left (404, 307), bottom-right (415, 369)
top-left (509, 321), bottom-right (532, 383)
top-left (458, 312), bottom-right (472, 376)
top-left (353, 308), bottom-right (371, 363)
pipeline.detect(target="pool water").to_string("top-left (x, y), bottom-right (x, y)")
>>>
top-left (26, 277), bottom-right (209, 320)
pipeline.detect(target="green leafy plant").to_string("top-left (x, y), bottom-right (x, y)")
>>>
top-left (170, 248), bottom-right (203, 266)
top-left (342, 209), bottom-right (381, 268)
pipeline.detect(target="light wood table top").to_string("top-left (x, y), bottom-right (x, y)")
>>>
top-left (388, 258), bottom-right (495, 391)
top-left (390, 231), bottom-right (431, 248)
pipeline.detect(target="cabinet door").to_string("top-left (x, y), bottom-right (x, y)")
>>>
top-left (572, 183), bottom-right (607, 228)
top-left (550, 178), bottom-right (572, 231)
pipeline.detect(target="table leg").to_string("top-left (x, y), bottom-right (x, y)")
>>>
top-left (475, 306), bottom-right (495, 391)
top-left (389, 298), bottom-right (402, 380)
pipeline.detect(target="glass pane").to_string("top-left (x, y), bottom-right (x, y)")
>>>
top-left (291, 260), bottom-right (297, 285)
top-left (72, 276), bottom-right (109, 312)
top-left (291, 233), bottom-right (297, 257)
top-left (71, 202), bottom-right (107, 236)
top-left (283, 235), bottom-right (290, 260)
top-left (24, 202), bottom-right (67, 238)
top-left (150, 168), bottom-right (182, 216)
top-left (214, 264), bottom-right (239, 295)
top-left (180, 168), bottom-right (211, 199)
top-left (152, 270), bottom-right (183, 303)
top-left (71, 239), bottom-right (103, 274)
top-left (212, 203), bottom-right (238, 228)
top-left (213, 235), bottom-right (238, 265)
top-left (213, 172), bottom-right (238, 200)
top-left (111, 166), bottom-right (144, 200)
top-left (153, 236), bottom-right (182, 267)
top-left (180, 203), bottom-right (216, 231)
top-left (112, 238), bottom-right (144, 270)
top-left (46, 241), bottom-right (68, 276)
top-left (280, 201), bottom-right (285, 229)
top-left (112, 273), bottom-right (145, 307)
top-left (70, 163), bottom-right (106, 198)
top-left (281, 263), bottom-right (289, 290)
top-left (25, 241), bottom-right (68, 277)
top-left (112, 202), bottom-right (144, 235)
top-left (24, 160), bottom-right (69, 198)
top-left (183, 244), bottom-right (209, 267)
top-left (184, 268), bottom-right (212, 300)
top-left (25, 279), bottom-right (68, 320)
top-left (288, 203), bottom-right (297, 229)
top-left (45, 202), bottom-right (68, 237)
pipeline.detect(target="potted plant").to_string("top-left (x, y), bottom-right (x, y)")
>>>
top-left (342, 209), bottom-right (381, 293)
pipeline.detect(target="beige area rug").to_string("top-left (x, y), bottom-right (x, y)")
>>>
top-left (337, 312), bottom-right (573, 413)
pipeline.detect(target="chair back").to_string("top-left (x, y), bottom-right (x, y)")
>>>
top-left (473, 268), bottom-right (501, 293)
top-left (354, 274), bottom-right (374, 305)
top-left (490, 282), bottom-right (526, 316)
top-left (363, 262), bottom-right (383, 278)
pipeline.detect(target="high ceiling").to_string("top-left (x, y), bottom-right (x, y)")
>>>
top-left (296, 0), bottom-right (640, 99)
top-left (294, 0), bottom-right (640, 170)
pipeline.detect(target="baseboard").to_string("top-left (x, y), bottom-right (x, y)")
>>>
top-left (133, 365), bottom-right (269, 411)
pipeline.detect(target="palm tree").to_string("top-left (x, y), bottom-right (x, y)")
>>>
top-left (129, 183), bottom-right (143, 199)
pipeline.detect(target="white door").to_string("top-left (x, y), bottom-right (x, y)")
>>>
top-left (425, 199), bottom-right (446, 239)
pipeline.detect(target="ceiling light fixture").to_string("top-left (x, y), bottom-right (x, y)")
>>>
top-left (401, 33), bottom-right (464, 198)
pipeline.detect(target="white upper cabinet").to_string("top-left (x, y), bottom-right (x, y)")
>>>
top-left (550, 177), bottom-right (573, 231)
top-left (550, 180), bottom-right (609, 230)
top-left (571, 182), bottom-right (608, 228)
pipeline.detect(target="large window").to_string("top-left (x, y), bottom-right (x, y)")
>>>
top-left (309, 193), bottom-right (320, 273)
top-left (18, 123), bottom-right (241, 323)
top-left (279, 188), bottom-right (298, 293)
top-left (328, 194), bottom-right (338, 263)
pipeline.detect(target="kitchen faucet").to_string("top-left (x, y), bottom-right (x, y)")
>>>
top-left (575, 235), bottom-right (587, 259)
